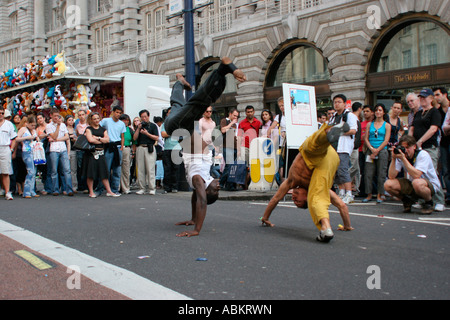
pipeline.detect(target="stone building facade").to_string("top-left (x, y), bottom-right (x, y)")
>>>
top-left (1, 0), bottom-right (449, 117)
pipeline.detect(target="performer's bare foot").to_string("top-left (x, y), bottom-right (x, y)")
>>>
top-left (175, 220), bottom-right (195, 226)
top-left (176, 73), bottom-right (192, 91)
top-left (221, 57), bottom-right (247, 83)
top-left (261, 218), bottom-right (275, 228)
top-left (176, 230), bottom-right (199, 238)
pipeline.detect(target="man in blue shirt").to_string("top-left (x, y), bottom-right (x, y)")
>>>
top-left (97, 106), bottom-right (126, 195)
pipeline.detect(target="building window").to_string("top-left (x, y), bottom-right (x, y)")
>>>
top-left (269, 45), bottom-right (330, 87)
top-left (375, 21), bottom-right (450, 72)
top-left (146, 8), bottom-right (166, 50)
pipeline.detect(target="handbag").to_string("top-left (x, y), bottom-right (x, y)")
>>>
top-left (228, 163), bottom-right (247, 185)
top-left (73, 135), bottom-right (95, 152)
top-left (32, 141), bottom-right (47, 166)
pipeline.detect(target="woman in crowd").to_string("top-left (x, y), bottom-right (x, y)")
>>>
top-left (388, 102), bottom-right (405, 149)
top-left (36, 113), bottom-right (51, 194)
top-left (15, 115), bottom-right (39, 198)
top-left (82, 112), bottom-right (120, 198)
top-left (65, 115), bottom-right (78, 190)
top-left (363, 103), bottom-right (391, 203)
top-left (260, 109), bottom-right (279, 143)
top-left (12, 115), bottom-right (28, 196)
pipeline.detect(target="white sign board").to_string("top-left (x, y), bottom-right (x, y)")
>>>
top-left (195, 0), bottom-right (210, 6)
top-left (282, 83), bottom-right (318, 149)
top-left (169, 0), bottom-right (184, 15)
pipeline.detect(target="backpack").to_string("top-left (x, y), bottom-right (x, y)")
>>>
top-left (331, 110), bottom-right (359, 150)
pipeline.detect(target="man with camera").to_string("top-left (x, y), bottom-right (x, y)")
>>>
top-left (133, 109), bottom-right (160, 195)
top-left (384, 135), bottom-right (441, 215)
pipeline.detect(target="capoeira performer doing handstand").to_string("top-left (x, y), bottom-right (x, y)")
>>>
top-left (164, 57), bottom-right (246, 237)
top-left (261, 122), bottom-right (354, 242)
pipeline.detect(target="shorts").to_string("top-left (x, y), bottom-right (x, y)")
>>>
top-left (0, 146), bottom-right (13, 175)
top-left (335, 153), bottom-right (351, 185)
top-left (397, 178), bottom-right (435, 198)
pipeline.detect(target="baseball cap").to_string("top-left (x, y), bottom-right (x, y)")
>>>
top-left (418, 88), bottom-right (434, 98)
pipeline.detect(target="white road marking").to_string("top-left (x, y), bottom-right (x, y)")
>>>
top-left (0, 219), bottom-right (191, 300)
top-left (251, 202), bottom-right (450, 227)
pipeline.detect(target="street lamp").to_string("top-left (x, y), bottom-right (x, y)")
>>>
top-left (168, 0), bottom-right (213, 100)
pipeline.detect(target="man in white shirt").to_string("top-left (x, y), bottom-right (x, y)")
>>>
top-left (0, 108), bottom-right (17, 200)
top-left (46, 108), bottom-right (73, 196)
top-left (330, 94), bottom-right (358, 204)
top-left (384, 135), bottom-right (441, 215)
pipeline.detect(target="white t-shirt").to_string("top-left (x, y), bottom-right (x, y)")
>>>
top-left (395, 150), bottom-right (441, 192)
top-left (46, 122), bottom-right (68, 152)
top-left (336, 111), bottom-right (358, 155)
top-left (182, 151), bottom-right (214, 190)
top-left (0, 120), bottom-right (17, 146)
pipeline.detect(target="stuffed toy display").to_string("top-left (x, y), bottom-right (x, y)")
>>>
top-left (0, 51), bottom-right (67, 92)
top-left (0, 51), bottom-right (118, 118)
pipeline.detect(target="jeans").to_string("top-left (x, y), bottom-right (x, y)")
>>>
top-left (220, 148), bottom-right (237, 189)
top-left (22, 151), bottom-right (37, 197)
top-left (49, 151), bottom-right (73, 194)
top-left (96, 147), bottom-right (122, 194)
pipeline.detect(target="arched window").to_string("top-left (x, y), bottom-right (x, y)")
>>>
top-left (268, 45), bottom-right (330, 87)
top-left (372, 21), bottom-right (450, 73)
top-left (265, 43), bottom-right (331, 111)
top-left (367, 18), bottom-right (450, 106)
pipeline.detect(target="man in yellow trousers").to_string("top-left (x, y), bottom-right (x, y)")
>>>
top-left (261, 122), bottom-right (354, 243)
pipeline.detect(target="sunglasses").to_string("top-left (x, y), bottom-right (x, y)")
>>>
top-left (374, 129), bottom-right (378, 139)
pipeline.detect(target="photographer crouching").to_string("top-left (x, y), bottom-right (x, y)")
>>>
top-left (384, 135), bottom-right (441, 215)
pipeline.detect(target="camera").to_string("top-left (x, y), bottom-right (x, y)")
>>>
top-left (394, 146), bottom-right (406, 155)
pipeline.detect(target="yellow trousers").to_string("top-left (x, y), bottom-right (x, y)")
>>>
top-left (299, 124), bottom-right (340, 230)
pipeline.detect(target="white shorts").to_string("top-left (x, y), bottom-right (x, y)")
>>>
top-left (183, 151), bottom-right (214, 190)
top-left (0, 146), bottom-right (13, 175)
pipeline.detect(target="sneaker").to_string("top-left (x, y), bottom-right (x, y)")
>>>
top-left (421, 201), bottom-right (433, 215)
top-left (136, 189), bottom-right (146, 195)
top-left (317, 229), bottom-right (334, 243)
top-left (412, 203), bottom-right (423, 209)
top-left (434, 203), bottom-right (445, 212)
top-left (149, 190), bottom-right (156, 195)
top-left (342, 194), bottom-right (354, 204)
top-left (5, 192), bottom-right (13, 201)
top-left (0, 189), bottom-right (5, 196)
top-left (106, 192), bottom-right (121, 198)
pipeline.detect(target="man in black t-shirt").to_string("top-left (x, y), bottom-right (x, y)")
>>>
top-left (409, 88), bottom-right (445, 210)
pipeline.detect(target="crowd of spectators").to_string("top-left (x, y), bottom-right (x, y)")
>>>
top-left (1, 87), bottom-right (448, 215)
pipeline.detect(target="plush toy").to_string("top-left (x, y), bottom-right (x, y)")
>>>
top-left (13, 94), bottom-right (24, 115)
top-left (41, 56), bottom-right (54, 80)
top-left (34, 88), bottom-right (46, 110)
top-left (5, 69), bottom-right (14, 87)
top-left (22, 92), bottom-right (33, 114)
top-left (53, 85), bottom-right (68, 110)
top-left (0, 72), bottom-right (6, 91)
top-left (16, 68), bottom-right (27, 86)
top-left (53, 51), bottom-right (69, 76)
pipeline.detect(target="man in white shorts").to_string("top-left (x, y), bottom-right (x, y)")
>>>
top-left (166, 57), bottom-right (246, 237)
top-left (0, 109), bottom-right (17, 200)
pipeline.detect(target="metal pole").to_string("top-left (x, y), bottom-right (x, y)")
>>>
top-left (184, 0), bottom-right (196, 100)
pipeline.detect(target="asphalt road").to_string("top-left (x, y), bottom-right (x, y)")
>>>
top-left (1, 191), bottom-right (449, 300)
